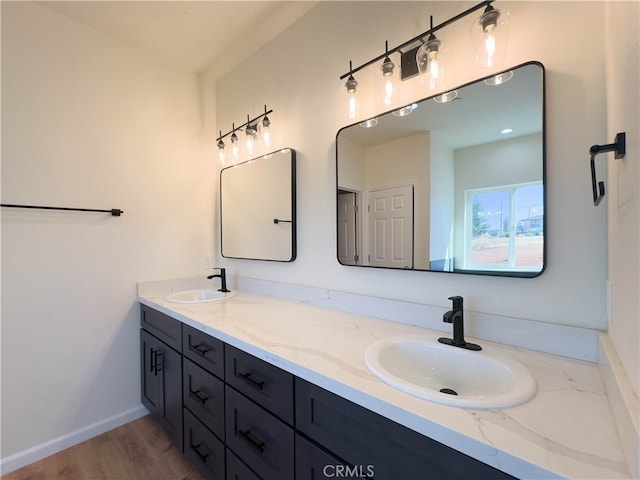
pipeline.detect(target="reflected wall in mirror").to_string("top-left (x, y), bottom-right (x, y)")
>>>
top-left (336, 62), bottom-right (545, 277)
top-left (221, 148), bottom-right (296, 261)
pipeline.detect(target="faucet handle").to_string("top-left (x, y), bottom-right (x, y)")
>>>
top-left (448, 295), bottom-right (463, 311)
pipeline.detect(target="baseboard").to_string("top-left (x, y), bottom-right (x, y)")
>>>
top-left (599, 333), bottom-right (639, 479)
top-left (0, 404), bottom-right (149, 476)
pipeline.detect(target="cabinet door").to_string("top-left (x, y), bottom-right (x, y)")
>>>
top-left (296, 434), bottom-right (362, 480)
top-left (140, 329), bottom-right (183, 450)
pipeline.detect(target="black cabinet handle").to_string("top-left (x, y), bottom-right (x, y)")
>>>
top-left (237, 372), bottom-right (265, 391)
top-left (149, 348), bottom-right (155, 373)
top-left (153, 351), bottom-right (163, 376)
top-left (189, 388), bottom-right (209, 405)
top-left (188, 341), bottom-right (210, 357)
top-left (190, 442), bottom-right (210, 463)
top-left (238, 429), bottom-right (265, 454)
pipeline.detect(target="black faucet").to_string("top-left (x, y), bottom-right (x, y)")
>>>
top-left (207, 268), bottom-right (230, 292)
top-left (438, 296), bottom-right (482, 351)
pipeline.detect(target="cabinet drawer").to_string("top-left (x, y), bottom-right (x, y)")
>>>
top-left (184, 408), bottom-right (225, 480)
top-left (296, 434), bottom-right (361, 480)
top-left (296, 378), bottom-right (515, 480)
top-left (183, 324), bottom-right (224, 378)
top-left (183, 358), bottom-right (225, 440)
top-left (226, 448), bottom-right (261, 480)
top-left (225, 386), bottom-right (294, 480)
top-left (225, 345), bottom-right (293, 424)
top-left (140, 305), bottom-right (181, 351)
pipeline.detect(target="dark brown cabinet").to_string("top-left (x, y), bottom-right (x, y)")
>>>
top-left (140, 304), bottom-right (516, 480)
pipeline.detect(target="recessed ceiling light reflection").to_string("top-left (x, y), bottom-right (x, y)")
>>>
top-left (360, 118), bottom-right (378, 128)
top-left (393, 104), bottom-right (418, 117)
top-left (484, 70), bottom-right (513, 86)
top-left (433, 90), bottom-right (458, 103)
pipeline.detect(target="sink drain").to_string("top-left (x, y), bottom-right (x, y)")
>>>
top-left (440, 388), bottom-right (458, 396)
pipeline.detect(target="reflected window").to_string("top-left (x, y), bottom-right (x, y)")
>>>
top-left (464, 183), bottom-right (543, 271)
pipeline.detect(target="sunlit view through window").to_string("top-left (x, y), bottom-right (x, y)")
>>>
top-left (465, 183), bottom-right (543, 271)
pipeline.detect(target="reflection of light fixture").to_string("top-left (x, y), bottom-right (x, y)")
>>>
top-left (360, 118), bottom-right (378, 128)
top-left (416, 17), bottom-right (445, 90)
top-left (471, 4), bottom-right (509, 68)
top-left (344, 60), bottom-right (359, 120)
top-left (377, 41), bottom-right (398, 106)
top-left (484, 70), bottom-right (513, 85)
top-left (433, 90), bottom-right (458, 103)
top-left (393, 103), bottom-right (418, 117)
top-left (501, 128), bottom-right (513, 134)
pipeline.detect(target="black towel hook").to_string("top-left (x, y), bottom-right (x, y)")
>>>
top-left (590, 132), bottom-right (626, 206)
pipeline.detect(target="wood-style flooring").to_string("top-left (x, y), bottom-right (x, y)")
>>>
top-left (2, 415), bottom-right (203, 480)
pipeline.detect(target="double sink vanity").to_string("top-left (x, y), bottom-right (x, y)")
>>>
top-left (138, 278), bottom-right (629, 480)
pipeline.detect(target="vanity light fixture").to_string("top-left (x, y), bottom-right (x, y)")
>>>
top-left (216, 106), bottom-right (274, 163)
top-left (339, 1), bottom-right (509, 118)
top-left (471, 4), bottom-right (509, 68)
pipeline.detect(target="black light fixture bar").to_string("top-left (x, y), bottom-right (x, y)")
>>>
top-left (339, 0), bottom-right (493, 80)
top-left (218, 105), bottom-right (273, 143)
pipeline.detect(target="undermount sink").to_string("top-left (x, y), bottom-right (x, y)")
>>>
top-left (364, 334), bottom-right (537, 409)
top-left (166, 289), bottom-right (234, 304)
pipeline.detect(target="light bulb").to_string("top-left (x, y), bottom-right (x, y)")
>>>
top-left (345, 74), bottom-right (359, 120)
top-left (378, 57), bottom-right (397, 106)
top-left (217, 136), bottom-right (226, 165)
top-left (471, 6), bottom-right (509, 68)
top-left (261, 115), bottom-right (271, 148)
top-left (417, 34), bottom-right (445, 90)
top-left (230, 130), bottom-right (239, 160)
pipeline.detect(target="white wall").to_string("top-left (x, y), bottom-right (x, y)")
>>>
top-left (1, 1), bottom-right (215, 467)
top-left (213, 1), bottom-right (610, 329)
top-left (605, 1), bottom-right (639, 395)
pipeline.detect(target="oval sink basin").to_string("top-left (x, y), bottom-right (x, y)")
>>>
top-left (365, 334), bottom-right (537, 409)
top-left (166, 289), bottom-right (232, 304)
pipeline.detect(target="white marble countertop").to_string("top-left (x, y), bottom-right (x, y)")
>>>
top-left (138, 285), bottom-right (629, 480)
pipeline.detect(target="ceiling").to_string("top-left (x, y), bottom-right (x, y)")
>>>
top-left (37, 1), bottom-right (318, 79)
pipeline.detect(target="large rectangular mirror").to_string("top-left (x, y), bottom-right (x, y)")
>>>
top-left (337, 62), bottom-right (545, 277)
top-left (221, 148), bottom-right (296, 261)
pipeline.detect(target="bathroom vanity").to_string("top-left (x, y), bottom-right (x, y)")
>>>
top-left (138, 280), bottom-right (630, 479)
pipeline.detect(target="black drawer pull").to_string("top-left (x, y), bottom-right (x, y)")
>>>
top-left (190, 442), bottom-right (210, 463)
top-left (189, 388), bottom-right (209, 405)
top-left (238, 429), bottom-right (265, 454)
top-left (188, 341), bottom-right (210, 357)
top-left (238, 372), bottom-right (265, 391)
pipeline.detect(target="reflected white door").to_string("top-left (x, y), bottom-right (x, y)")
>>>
top-left (338, 192), bottom-right (358, 265)
top-left (368, 185), bottom-right (414, 268)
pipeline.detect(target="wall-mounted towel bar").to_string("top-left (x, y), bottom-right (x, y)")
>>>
top-left (590, 132), bottom-right (626, 206)
top-left (1, 203), bottom-right (124, 216)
